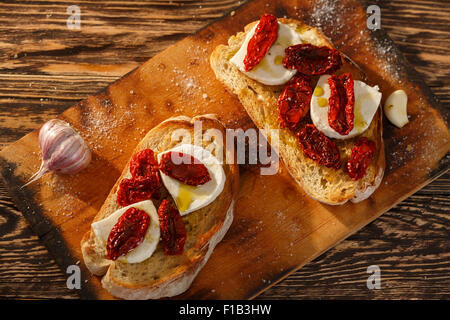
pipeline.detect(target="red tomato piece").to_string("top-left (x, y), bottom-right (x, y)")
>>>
top-left (130, 149), bottom-right (159, 180)
top-left (346, 137), bottom-right (376, 180)
top-left (283, 44), bottom-right (342, 76)
top-left (328, 73), bottom-right (355, 136)
top-left (116, 176), bottom-right (160, 207)
top-left (243, 14), bottom-right (279, 71)
top-left (297, 124), bottom-right (341, 169)
top-left (106, 207), bottom-right (150, 261)
top-left (157, 200), bottom-right (186, 255)
top-left (159, 152), bottom-right (211, 186)
top-left (277, 75), bottom-right (312, 130)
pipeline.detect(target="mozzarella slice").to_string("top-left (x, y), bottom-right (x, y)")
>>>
top-left (230, 22), bottom-right (303, 86)
top-left (91, 200), bottom-right (160, 264)
top-left (310, 75), bottom-right (382, 139)
top-left (158, 144), bottom-right (225, 216)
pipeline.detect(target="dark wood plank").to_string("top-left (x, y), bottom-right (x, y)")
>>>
top-left (0, 0), bottom-right (251, 149)
top-left (0, 0), bottom-right (448, 299)
top-left (0, 182), bottom-right (77, 299)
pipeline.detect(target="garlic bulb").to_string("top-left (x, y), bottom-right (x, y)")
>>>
top-left (23, 119), bottom-right (92, 187)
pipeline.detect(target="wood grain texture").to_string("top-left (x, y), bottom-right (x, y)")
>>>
top-left (0, 0), bottom-right (448, 299)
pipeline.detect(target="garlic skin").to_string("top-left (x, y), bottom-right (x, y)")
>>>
top-left (23, 119), bottom-right (91, 187)
top-left (384, 90), bottom-right (409, 128)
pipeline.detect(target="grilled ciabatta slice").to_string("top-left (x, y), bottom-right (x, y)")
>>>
top-left (210, 18), bottom-right (385, 205)
top-left (81, 114), bottom-right (239, 299)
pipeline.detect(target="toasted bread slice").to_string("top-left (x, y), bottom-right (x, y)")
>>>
top-left (81, 114), bottom-right (239, 299)
top-left (210, 18), bottom-right (385, 205)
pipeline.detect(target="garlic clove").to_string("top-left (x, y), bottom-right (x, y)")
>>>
top-left (23, 119), bottom-right (92, 187)
top-left (383, 89), bottom-right (409, 128)
top-left (60, 146), bottom-right (91, 174)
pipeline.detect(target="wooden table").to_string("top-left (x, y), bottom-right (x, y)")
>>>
top-left (0, 0), bottom-right (448, 299)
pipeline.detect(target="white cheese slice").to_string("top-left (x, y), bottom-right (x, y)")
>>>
top-left (310, 75), bottom-right (382, 139)
top-left (91, 200), bottom-right (160, 264)
top-left (158, 144), bottom-right (225, 216)
top-left (230, 22), bottom-right (303, 86)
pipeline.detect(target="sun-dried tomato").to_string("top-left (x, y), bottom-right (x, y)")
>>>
top-left (297, 124), bottom-right (341, 169)
top-left (346, 137), bottom-right (376, 180)
top-left (243, 14), bottom-right (279, 71)
top-left (328, 73), bottom-right (355, 136)
top-left (283, 44), bottom-right (342, 76)
top-left (116, 149), bottom-right (161, 207)
top-left (157, 200), bottom-right (186, 255)
top-left (106, 207), bottom-right (150, 261)
top-left (130, 149), bottom-right (160, 180)
top-left (117, 176), bottom-right (160, 206)
top-left (159, 152), bottom-right (211, 186)
top-left (277, 75), bottom-right (312, 130)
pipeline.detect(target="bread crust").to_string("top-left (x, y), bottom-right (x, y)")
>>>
top-left (81, 114), bottom-right (239, 299)
top-left (210, 18), bottom-right (385, 205)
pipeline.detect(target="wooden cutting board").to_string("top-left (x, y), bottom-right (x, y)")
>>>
top-left (0, 0), bottom-right (448, 299)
